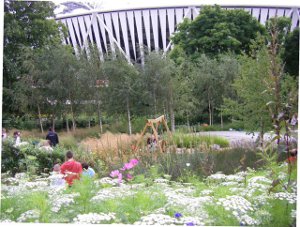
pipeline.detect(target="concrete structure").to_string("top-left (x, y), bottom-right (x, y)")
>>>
top-left (55, 1), bottom-right (300, 61)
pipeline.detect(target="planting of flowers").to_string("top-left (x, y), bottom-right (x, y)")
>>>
top-left (1, 152), bottom-right (296, 226)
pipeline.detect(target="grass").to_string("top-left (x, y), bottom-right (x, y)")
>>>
top-left (1, 191), bottom-right (50, 222)
top-left (171, 133), bottom-right (229, 149)
top-left (205, 204), bottom-right (240, 226)
top-left (260, 200), bottom-right (296, 227)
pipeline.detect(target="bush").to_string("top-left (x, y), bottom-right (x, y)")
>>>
top-left (59, 135), bottom-right (78, 149)
top-left (1, 140), bottom-right (65, 175)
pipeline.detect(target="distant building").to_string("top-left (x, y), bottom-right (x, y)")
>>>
top-left (55, 1), bottom-right (300, 61)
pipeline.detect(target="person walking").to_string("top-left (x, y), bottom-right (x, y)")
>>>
top-left (60, 151), bottom-right (82, 186)
top-left (46, 127), bottom-right (59, 147)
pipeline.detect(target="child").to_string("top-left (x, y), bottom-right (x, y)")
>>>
top-left (82, 162), bottom-right (96, 178)
top-left (49, 163), bottom-right (66, 187)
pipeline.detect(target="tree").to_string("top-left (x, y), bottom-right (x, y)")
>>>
top-left (103, 54), bottom-right (140, 135)
top-left (282, 28), bottom-right (299, 78)
top-left (171, 5), bottom-right (265, 59)
top-left (142, 52), bottom-right (177, 131)
top-left (192, 54), bottom-right (239, 125)
top-left (222, 49), bottom-right (273, 145)
top-left (222, 17), bottom-right (298, 146)
top-left (77, 46), bottom-right (106, 133)
top-left (3, 0), bottom-right (66, 119)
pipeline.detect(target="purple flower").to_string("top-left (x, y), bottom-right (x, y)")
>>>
top-left (126, 174), bottom-right (133, 180)
top-left (110, 170), bottom-right (120, 178)
top-left (186, 222), bottom-right (195, 226)
top-left (174, 213), bottom-right (182, 218)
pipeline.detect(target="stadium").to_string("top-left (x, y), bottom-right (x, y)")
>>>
top-left (54, 0), bottom-right (300, 61)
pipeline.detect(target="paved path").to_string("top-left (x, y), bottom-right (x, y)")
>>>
top-left (196, 130), bottom-right (298, 146)
top-left (196, 131), bottom-right (266, 145)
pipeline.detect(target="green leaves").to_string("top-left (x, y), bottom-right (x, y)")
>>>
top-left (171, 5), bottom-right (265, 58)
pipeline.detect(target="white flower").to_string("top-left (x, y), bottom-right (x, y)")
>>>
top-left (17, 210), bottom-right (40, 222)
top-left (73, 212), bottom-right (116, 224)
top-left (186, 163), bottom-right (191, 167)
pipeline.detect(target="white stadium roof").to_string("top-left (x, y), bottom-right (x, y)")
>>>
top-left (53, 0), bottom-right (300, 17)
top-left (53, 0), bottom-right (300, 62)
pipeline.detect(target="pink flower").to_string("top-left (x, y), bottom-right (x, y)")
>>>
top-left (123, 162), bottom-right (134, 170)
top-left (118, 173), bottom-right (123, 183)
top-left (110, 170), bottom-right (120, 178)
top-left (130, 159), bottom-right (139, 166)
top-left (126, 174), bottom-right (133, 180)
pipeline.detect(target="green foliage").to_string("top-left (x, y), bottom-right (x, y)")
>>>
top-left (3, 1), bottom-right (66, 117)
top-left (262, 200), bottom-right (295, 227)
top-left (69, 176), bottom-right (98, 213)
top-left (223, 48), bottom-right (273, 133)
top-left (1, 140), bottom-right (65, 174)
top-left (59, 135), bottom-right (78, 149)
top-left (283, 28), bottom-right (299, 78)
top-left (172, 133), bottom-right (229, 148)
top-left (1, 191), bottom-right (50, 222)
top-left (205, 204), bottom-right (239, 226)
top-left (171, 5), bottom-right (265, 58)
top-left (90, 190), bottom-right (167, 224)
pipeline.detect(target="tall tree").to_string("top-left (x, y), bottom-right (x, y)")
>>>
top-left (142, 52), bottom-right (177, 131)
top-left (222, 17), bottom-right (297, 146)
top-left (3, 0), bottom-right (66, 118)
top-left (282, 28), bottom-right (299, 78)
top-left (103, 55), bottom-right (139, 135)
top-left (171, 5), bottom-right (265, 59)
top-left (77, 46), bottom-right (106, 132)
top-left (192, 54), bottom-right (239, 125)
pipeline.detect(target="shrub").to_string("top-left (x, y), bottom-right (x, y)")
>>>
top-left (1, 140), bottom-right (65, 175)
top-left (59, 135), bottom-right (78, 149)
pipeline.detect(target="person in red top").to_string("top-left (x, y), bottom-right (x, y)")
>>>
top-left (60, 151), bottom-right (82, 186)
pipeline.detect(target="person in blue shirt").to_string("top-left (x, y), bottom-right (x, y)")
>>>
top-left (81, 162), bottom-right (96, 177)
top-left (46, 127), bottom-right (59, 147)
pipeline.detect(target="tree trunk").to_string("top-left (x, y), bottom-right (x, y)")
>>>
top-left (186, 114), bottom-right (190, 129)
top-left (260, 118), bottom-right (265, 148)
top-left (220, 110), bottom-right (223, 129)
top-left (88, 118), bottom-right (91, 128)
top-left (170, 105), bottom-right (175, 132)
top-left (66, 117), bottom-right (70, 133)
top-left (153, 92), bottom-right (157, 116)
top-left (208, 99), bottom-right (212, 126)
top-left (70, 104), bottom-right (76, 131)
top-left (37, 104), bottom-right (44, 134)
top-left (126, 97), bottom-right (132, 135)
top-left (212, 106), bottom-right (214, 126)
top-left (97, 102), bottom-right (103, 134)
top-left (52, 116), bottom-right (56, 131)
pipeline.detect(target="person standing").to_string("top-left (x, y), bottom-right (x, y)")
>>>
top-left (46, 127), bottom-right (59, 147)
top-left (13, 131), bottom-right (21, 145)
top-left (60, 151), bottom-right (82, 186)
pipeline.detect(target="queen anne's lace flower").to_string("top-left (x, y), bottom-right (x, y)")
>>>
top-left (17, 210), bottom-right (40, 222)
top-left (73, 212), bottom-right (116, 224)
